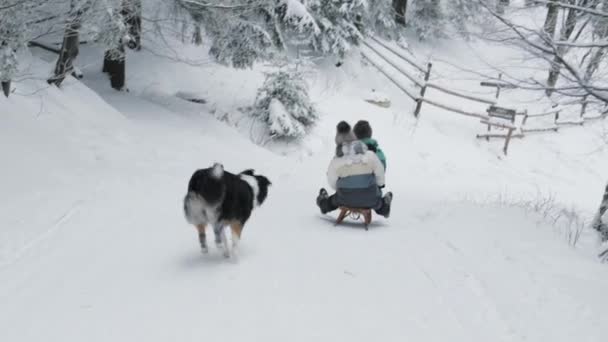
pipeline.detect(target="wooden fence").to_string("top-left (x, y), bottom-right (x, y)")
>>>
top-left (362, 38), bottom-right (519, 154)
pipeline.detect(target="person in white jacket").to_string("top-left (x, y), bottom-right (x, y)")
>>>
top-left (317, 140), bottom-right (392, 217)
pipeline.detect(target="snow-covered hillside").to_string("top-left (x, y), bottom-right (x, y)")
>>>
top-left (1, 35), bottom-right (608, 342)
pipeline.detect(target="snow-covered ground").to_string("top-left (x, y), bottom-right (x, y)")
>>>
top-left (1, 33), bottom-right (608, 341)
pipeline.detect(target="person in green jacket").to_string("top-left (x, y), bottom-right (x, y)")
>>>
top-left (353, 120), bottom-right (386, 170)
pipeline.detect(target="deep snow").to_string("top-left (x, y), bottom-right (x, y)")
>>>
top-left (1, 31), bottom-right (608, 341)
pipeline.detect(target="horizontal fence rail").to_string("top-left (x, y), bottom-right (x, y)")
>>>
top-left (360, 51), bottom-right (419, 101)
top-left (369, 36), bottom-right (427, 73)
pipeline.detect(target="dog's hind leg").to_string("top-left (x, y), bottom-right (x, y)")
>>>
top-left (196, 224), bottom-right (208, 254)
top-left (230, 222), bottom-right (243, 251)
top-left (213, 225), bottom-right (223, 248)
top-left (224, 221), bottom-right (243, 260)
top-left (219, 226), bottom-right (231, 258)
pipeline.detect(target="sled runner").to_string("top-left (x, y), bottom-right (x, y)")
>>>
top-left (335, 207), bottom-right (372, 230)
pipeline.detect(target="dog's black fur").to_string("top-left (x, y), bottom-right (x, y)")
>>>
top-left (184, 163), bottom-right (271, 237)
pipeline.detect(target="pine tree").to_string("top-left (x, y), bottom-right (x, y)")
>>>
top-left (447, 0), bottom-right (483, 38)
top-left (208, 14), bottom-right (279, 68)
top-left (368, 0), bottom-right (397, 36)
top-left (98, 3), bottom-right (128, 90)
top-left (410, 0), bottom-right (445, 41)
top-left (250, 67), bottom-right (318, 139)
top-left (309, 0), bottom-right (367, 57)
top-left (0, 3), bottom-right (27, 97)
top-left (48, 0), bottom-right (92, 87)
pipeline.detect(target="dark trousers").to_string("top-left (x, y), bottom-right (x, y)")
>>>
top-left (318, 193), bottom-right (389, 216)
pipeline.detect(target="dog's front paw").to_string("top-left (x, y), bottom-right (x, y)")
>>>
top-left (201, 246), bottom-right (209, 254)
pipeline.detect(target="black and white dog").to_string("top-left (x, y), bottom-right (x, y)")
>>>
top-left (184, 163), bottom-right (271, 257)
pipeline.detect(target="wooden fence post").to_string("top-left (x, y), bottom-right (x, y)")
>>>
top-left (503, 128), bottom-right (514, 155)
top-left (495, 73), bottom-right (503, 99)
top-left (414, 62), bottom-right (432, 118)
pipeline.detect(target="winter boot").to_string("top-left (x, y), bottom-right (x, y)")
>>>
top-left (377, 192), bottom-right (393, 218)
top-left (316, 188), bottom-right (330, 214)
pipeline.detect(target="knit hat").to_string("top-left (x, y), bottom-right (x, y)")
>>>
top-left (335, 121), bottom-right (356, 145)
top-left (353, 120), bottom-right (373, 140)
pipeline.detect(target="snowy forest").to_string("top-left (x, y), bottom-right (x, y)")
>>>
top-left (2, 1), bottom-right (608, 341)
top-left (3, 0), bottom-right (608, 242)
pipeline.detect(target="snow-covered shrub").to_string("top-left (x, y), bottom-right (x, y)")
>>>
top-left (250, 69), bottom-right (318, 139)
top-left (592, 183), bottom-right (608, 242)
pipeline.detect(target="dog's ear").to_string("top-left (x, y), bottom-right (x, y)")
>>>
top-left (211, 163), bottom-right (224, 179)
top-left (240, 169), bottom-right (255, 176)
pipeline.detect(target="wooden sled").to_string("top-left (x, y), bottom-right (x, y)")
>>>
top-left (335, 207), bottom-right (372, 230)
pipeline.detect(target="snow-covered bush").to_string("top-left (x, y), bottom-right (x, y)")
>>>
top-left (592, 183), bottom-right (608, 242)
top-left (250, 69), bottom-right (318, 139)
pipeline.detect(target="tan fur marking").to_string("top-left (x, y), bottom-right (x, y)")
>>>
top-left (196, 224), bottom-right (206, 234)
top-left (229, 221), bottom-right (243, 239)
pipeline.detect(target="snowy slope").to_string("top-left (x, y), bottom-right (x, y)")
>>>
top-left (1, 39), bottom-right (608, 342)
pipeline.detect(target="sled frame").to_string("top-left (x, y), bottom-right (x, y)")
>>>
top-left (335, 207), bottom-right (372, 230)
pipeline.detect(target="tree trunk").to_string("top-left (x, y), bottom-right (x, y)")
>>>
top-left (592, 182), bottom-right (608, 242)
top-left (192, 23), bottom-right (203, 45)
top-left (103, 47), bottom-right (126, 90)
top-left (1, 80), bottom-right (9, 97)
top-left (122, 0), bottom-right (142, 50)
top-left (584, 0), bottom-right (608, 83)
top-left (47, 1), bottom-right (86, 87)
top-left (543, 0), bottom-right (559, 39)
top-left (1, 40), bottom-right (10, 97)
top-left (546, 0), bottom-right (578, 96)
top-left (393, 0), bottom-right (408, 26)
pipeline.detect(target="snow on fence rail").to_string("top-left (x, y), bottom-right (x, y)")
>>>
top-left (369, 36), bottom-right (427, 72)
top-left (420, 97), bottom-right (489, 120)
top-left (360, 50), bottom-right (419, 101)
top-left (426, 82), bottom-right (496, 105)
top-left (361, 41), bottom-right (424, 88)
